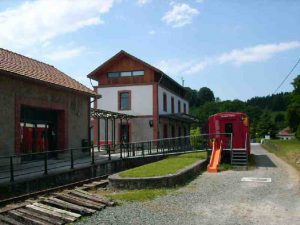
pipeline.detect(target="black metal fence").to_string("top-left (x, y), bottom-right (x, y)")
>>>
top-left (0, 134), bottom-right (230, 183)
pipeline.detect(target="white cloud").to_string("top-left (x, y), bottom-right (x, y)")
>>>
top-left (148, 30), bottom-right (156, 35)
top-left (46, 46), bottom-right (86, 61)
top-left (156, 59), bottom-right (195, 76)
top-left (0, 0), bottom-right (115, 49)
top-left (156, 41), bottom-right (300, 75)
top-left (137, 0), bottom-right (151, 6)
top-left (162, 2), bottom-right (199, 28)
top-left (217, 41), bottom-right (300, 65)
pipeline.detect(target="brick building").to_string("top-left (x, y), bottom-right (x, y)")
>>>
top-left (0, 48), bottom-right (97, 157)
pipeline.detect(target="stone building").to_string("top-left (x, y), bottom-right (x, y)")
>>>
top-left (0, 48), bottom-right (97, 157)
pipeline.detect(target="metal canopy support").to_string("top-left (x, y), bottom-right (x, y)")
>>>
top-left (91, 108), bottom-right (135, 120)
top-left (97, 118), bottom-right (100, 151)
top-left (105, 118), bottom-right (108, 146)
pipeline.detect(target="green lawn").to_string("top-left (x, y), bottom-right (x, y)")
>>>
top-left (106, 188), bottom-right (173, 202)
top-left (119, 151), bottom-right (207, 178)
top-left (262, 139), bottom-right (300, 172)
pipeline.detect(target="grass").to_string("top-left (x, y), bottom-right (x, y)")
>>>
top-left (262, 139), bottom-right (300, 172)
top-left (119, 151), bottom-right (207, 178)
top-left (106, 188), bottom-right (173, 202)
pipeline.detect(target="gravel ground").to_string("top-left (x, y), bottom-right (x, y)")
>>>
top-left (75, 144), bottom-right (300, 225)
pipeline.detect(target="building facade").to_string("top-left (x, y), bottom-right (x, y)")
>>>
top-left (0, 48), bottom-right (97, 157)
top-left (88, 51), bottom-right (198, 144)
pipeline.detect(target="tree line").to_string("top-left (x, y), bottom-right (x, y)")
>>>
top-left (185, 76), bottom-right (300, 139)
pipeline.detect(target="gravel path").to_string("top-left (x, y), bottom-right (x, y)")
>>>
top-left (75, 144), bottom-right (300, 225)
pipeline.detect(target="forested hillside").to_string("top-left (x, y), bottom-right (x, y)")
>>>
top-left (185, 86), bottom-right (293, 139)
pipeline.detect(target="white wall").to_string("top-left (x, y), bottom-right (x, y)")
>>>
top-left (158, 86), bottom-right (189, 115)
top-left (97, 85), bottom-right (153, 116)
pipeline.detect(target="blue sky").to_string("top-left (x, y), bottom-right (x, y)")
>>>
top-left (0, 0), bottom-right (300, 101)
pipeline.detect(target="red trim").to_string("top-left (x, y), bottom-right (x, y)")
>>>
top-left (171, 97), bottom-right (174, 113)
top-left (153, 83), bottom-right (159, 140)
top-left (93, 86), bottom-right (98, 145)
top-left (178, 100), bottom-right (181, 113)
top-left (15, 96), bottom-right (68, 155)
top-left (118, 90), bottom-right (131, 111)
top-left (163, 92), bottom-right (167, 112)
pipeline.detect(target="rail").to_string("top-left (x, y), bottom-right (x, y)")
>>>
top-left (0, 133), bottom-right (233, 183)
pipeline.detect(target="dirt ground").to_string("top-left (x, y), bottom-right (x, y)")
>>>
top-left (76, 144), bottom-right (300, 225)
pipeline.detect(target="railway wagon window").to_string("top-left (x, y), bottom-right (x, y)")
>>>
top-left (225, 123), bottom-right (233, 137)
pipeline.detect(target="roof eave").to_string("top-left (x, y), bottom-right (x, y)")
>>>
top-left (0, 69), bottom-right (99, 98)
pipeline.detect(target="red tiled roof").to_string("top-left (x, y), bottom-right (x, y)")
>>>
top-left (277, 127), bottom-right (295, 136)
top-left (0, 48), bottom-right (96, 96)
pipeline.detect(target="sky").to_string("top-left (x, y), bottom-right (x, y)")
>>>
top-left (0, 0), bottom-right (300, 101)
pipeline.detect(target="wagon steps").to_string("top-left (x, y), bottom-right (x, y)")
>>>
top-left (0, 179), bottom-right (115, 225)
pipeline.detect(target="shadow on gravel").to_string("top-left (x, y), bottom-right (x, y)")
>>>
top-left (255, 155), bottom-right (277, 168)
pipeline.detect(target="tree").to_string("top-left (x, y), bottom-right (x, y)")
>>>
top-left (256, 112), bottom-right (276, 138)
top-left (184, 87), bottom-right (198, 107)
top-left (197, 87), bottom-right (215, 106)
top-left (287, 75), bottom-right (300, 133)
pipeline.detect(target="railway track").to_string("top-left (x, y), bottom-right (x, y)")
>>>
top-left (0, 177), bottom-right (115, 225)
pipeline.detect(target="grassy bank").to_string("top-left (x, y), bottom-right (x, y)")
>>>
top-left (119, 151), bottom-right (207, 178)
top-left (262, 139), bottom-right (300, 172)
top-left (107, 188), bottom-right (174, 202)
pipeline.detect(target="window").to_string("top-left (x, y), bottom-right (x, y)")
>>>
top-left (163, 93), bottom-right (167, 112)
top-left (171, 97), bottom-right (174, 113)
top-left (178, 127), bottom-right (182, 137)
top-left (120, 71), bottom-right (131, 77)
top-left (225, 123), bottom-right (233, 137)
top-left (107, 72), bottom-right (120, 78)
top-left (178, 100), bottom-right (181, 113)
top-left (119, 91), bottom-right (131, 110)
top-left (107, 70), bottom-right (144, 78)
top-left (183, 103), bottom-right (186, 114)
top-left (132, 70), bottom-right (144, 76)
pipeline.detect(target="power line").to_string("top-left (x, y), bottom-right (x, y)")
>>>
top-left (273, 57), bottom-right (300, 95)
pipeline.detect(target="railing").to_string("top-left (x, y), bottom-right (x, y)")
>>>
top-left (0, 134), bottom-right (232, 183)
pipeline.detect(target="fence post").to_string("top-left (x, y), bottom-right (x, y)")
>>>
top-left (142, 143), bottom-right (145, 157)
top-left (230, 133), bottom-right (233, 152)
top-left (91, 146), bottom-right (95, 165)
top-left (44, 152), bottom-right (48, 175)
top-left (120, 143), bottom-right (123, 159)
top-left (10, 156), bottom-right (14, 182)
top-left (70, 149), bottom-right (74, 169)
top-left (149, 141), bottom-right (152, 155)
top-left (108, 145), bottom-right (111, 161)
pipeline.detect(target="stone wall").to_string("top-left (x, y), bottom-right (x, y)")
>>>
top-left (109, 159), bottom-right (208, 189)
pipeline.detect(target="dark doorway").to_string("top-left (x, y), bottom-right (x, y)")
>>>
top-left (120, 124), bottom-right (130, 143)
top-left (163, 124), bottom-right (168, 138)
top-left (20, 106), bottom-right (59, 156)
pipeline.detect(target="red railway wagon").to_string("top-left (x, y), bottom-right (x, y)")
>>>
top-left (208, 112), bottom-right (250, 155)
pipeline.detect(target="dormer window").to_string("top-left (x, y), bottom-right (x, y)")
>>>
top-left (107, 70), bottom-right (144, 78)
top-left (120, 71), bottom-right (131, 77)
